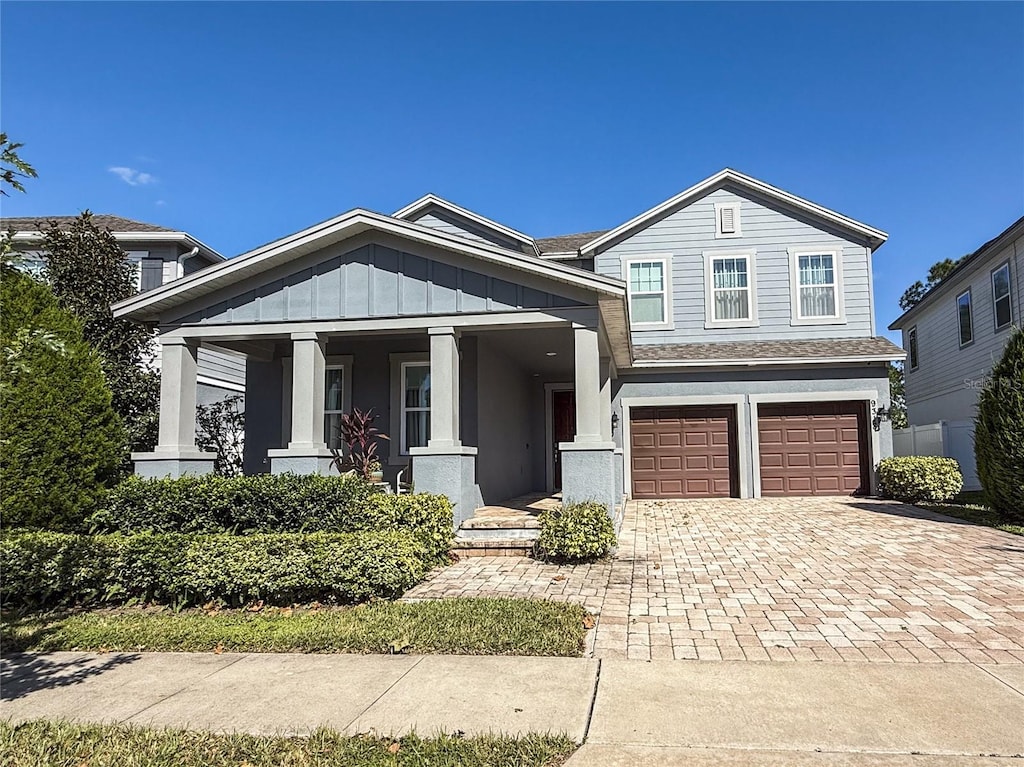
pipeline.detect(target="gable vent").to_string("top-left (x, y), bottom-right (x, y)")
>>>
top-left (719, 206), bottom-right (736, 234)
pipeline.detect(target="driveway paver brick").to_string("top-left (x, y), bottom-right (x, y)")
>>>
top-left (405, 497), bottom-right (1024, 662)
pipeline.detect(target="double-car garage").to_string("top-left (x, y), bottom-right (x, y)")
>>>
top-left (629, 401), bottom-right (870, 499)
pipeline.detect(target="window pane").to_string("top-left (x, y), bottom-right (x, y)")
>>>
top-left (800, 285), bottom-right (836, 317)
top-left (714, 288), bottom-right (749, 320)
top-left (798, 254), bottom-right (834, 286)
top-left (713, 258), bottom-right (747, 289)
top-left (325, 413), bottom-right (344, 450)
top-left (996, 296), bottom-right (1012, 329)
top-left (629, 262), bottom-right (663, 293)
top-left (405, 411), bottom-right (430, 450)
top-left (909, 329), bottom-right (918, 369)
top-left (632, 294), bottom-right (665, 324)
top-left (404, 365), bottom-right (431, 408)
top-left (993, 266), bottom-right (1010, 300)
top-left (325, 368), bottom-right (344, 412)
top-left (958, 294), bottom-right (973, 345)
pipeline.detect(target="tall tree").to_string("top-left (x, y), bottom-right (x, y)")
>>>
top-left (898, 257), bottom-right (966, 311)
top-left (0, 133), bottom-right (37, 196)
top-left (40, 212), bottom-right (160, 453)
top-left (887, 362), bottom-right (908, 429)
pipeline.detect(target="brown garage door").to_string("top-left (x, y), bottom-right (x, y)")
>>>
top-left (630, 406), bottom-right (738, 499)
top-left (758, 402), bottom-right (869, 496)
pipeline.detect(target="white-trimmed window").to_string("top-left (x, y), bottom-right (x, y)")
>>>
top-left (992, 262), bottom-right (1013, 331)
top-left (703, 249), bottom-right (758, 328)
top-left (401, 361), bottom-right (431, 454)
top-left (624, 257), bottom-right (672, 328)
top-left (789, 247), bottom-right (845, 324)
top-left (956, 289), bottom-right (973, 347)
top-left (324, 364), bottom-right (347, 450)
top-left (908, 326), bottom-right (919, 371)
top-left (714, 201), bottom-right (742, 238)
top-left (125, 251), bottom-right (147, 292)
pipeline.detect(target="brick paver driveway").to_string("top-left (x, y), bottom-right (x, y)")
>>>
top-left (405, 497), bottom-right (1024, 663)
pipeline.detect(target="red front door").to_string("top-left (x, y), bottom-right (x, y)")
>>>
top-left (552, 390), bottom-right (575, 489)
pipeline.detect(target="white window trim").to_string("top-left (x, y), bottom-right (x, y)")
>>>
top-left (388, 353), bottom-right (430, 462)
top-left (714, 201), bottom-right (742, 239)
top-left (907, 326), bottom-right (919, 371)
top-left (323, 356), bottom-right (353, 450)
top-left (788, 246), bottom-right (847, 325)
top-left (622, 255), bottom-right (674, 331)
top-left (400, 360), bottom-right (431, 456)
top-left (124, 251), bottom-right (148, 293)
top-left (702, 248), bottom-right (759, 329)
top-left (956, 288), bottom-right (974, 349)
top-left (991, 261), bottom-right (1013, 332)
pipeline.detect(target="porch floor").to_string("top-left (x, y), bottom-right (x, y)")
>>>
top-left (463, 493), bottom-right (561, 530)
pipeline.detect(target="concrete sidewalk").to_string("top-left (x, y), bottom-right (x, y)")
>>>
top-left (2, 652), bottom-right (1023, 764)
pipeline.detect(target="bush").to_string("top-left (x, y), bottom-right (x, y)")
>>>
top-left (92, 475), bottom-right (454, 556)
top-left (535, 502), bottom-right (616, 563)
top-left (975, 327), bottom-right (1024, 523)
top-left (0, 267), bottom-right (125, 530)
top-left (877, 456), bottom-right (963, 503)
top-left (1, 530), bottom-right (430, 609)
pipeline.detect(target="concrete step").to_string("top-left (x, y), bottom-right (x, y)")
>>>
top-left (461, 515), bottom-right (541, 530)
top-left (452, 537), bottom-right (536, 557)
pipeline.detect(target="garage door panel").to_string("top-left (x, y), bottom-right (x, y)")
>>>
top-left (631, 405), bottom-right (737, 499)
top-left (759, 401), bottom-right (868, 497)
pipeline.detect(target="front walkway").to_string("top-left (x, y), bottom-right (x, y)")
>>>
top-left (406, 497), bottom-right (1024, 663)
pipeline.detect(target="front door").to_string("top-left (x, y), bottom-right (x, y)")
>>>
top-left (552, 390), bottom-right (576, 489)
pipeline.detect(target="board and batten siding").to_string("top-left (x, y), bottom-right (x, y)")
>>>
top-left (901, 230), bottom-right (1023, 426)
top-left (172, 241), bottom-right (582, 325)
top-left (594, 186), bottom-right (875, 344)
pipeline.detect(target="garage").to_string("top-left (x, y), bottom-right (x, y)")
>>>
top-left (630, 405), bottom-right (738, 499)
top-left (758, 401), bottom-right (869, 496)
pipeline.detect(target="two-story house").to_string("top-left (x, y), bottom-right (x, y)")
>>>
top-left (111, 170), bottom-right (903, 527)
top-left (3, 215), bottom-right (245, 405)
top-left (889, 215), bottom-right (1024, 490)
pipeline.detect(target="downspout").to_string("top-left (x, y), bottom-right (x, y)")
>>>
top-left (176, 246), bottom-right (200, 280)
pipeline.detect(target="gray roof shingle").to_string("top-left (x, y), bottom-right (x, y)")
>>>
top-left (536, 230), bottom-right (608, 254)
top-left (634, 337), bottom-right (905, 363)
top-left (1, 214), bottom-right (177, 233)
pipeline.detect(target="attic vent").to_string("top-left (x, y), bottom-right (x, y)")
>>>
top-left (715, 202), bottom-right (742, 238)
top-left (720, 207), bottom-right (736, 233)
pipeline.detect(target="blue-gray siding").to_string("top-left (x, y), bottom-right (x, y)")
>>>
top-left (407, 208), bottom-right (531, 253)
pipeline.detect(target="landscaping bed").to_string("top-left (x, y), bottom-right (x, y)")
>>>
top-left (1, 598), bottom-right (589, 657)
top-left (0, 720), bottom-right (577, 767)
top-left (915, 491), bottom-right (1024, 536)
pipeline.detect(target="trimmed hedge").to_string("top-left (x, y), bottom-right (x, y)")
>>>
top-left (90, 475), bottom-right (454, 561)
top-left (535, 502), bottom-right (617, 563)
top-left (1, 530), bottom-right (431, 609)
top-left (877, 456), bottom-right (963, 503)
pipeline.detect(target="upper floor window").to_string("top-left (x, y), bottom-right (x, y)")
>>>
top-left (992, 262), bottom-right (1013, 331)
top-left (125, 251), bottom-right (147, 292)
top-left (401, 362), bottom-right (431, 453)
top-left (714, 202), bottom-right (742, 239)
top-left (908, 326), bottom-right (919, 370)
top-left (956, 289), bottom-right (973, 347)
top-left (703, 249), bottom-right (758, 328)
top-left (625, 257), bottom-right (672, 328)
top-left (789, 247), bottom-right (845, 325)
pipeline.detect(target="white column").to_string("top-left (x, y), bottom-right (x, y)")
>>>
top-left (599, 356), bottom-right (613, 442)
top-left (428, 326), bottom-right (460, 448)
top-left (157, 337), bottom-right (200, 449)
top-left (288, 332), bottom-right (327, 449)
top-left (573, 325), bottom-right (603, 443)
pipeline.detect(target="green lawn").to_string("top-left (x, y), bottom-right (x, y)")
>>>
top-left (0, 720), bottom-right (577, 767)
top-left (1, 598), bottom-right (588, 657)
top-left (915, 491), bottom-right (1024, 536)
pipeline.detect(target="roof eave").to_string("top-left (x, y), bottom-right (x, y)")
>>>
top-left (392, 193), bottom-right (538, 253)
top-left (631, 352), bottom-right (905, 369)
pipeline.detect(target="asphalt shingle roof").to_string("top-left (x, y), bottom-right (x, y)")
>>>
top-left (634, 337), bottom-right (905, 362)
top-left (0, 215), bottom-right (176, 233)
top-left (535, 230), bottom-right (608, 254)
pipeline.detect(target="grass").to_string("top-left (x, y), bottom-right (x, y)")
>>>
top-left (0, 720), bottom-right (577, 767)
top-left (915, 491), bottom-right (1024, 536)
top-left (1, 598), bottom-right (588, 657)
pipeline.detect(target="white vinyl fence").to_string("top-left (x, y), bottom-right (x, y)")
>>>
top-left (892, 420), bottom-right (979, 490)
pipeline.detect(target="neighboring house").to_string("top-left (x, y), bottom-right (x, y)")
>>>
top-left (3, 215), bottom-right (245, 404)
top-left (112, 169), bottom-right (902, 528)
top-left (888, 216), bottom-right (1024, 489)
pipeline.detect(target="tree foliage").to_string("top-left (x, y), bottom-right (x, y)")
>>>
top-left (196, 395), bottom-right (245, 477)
top-left (0, 267), bottom-right (125, 530)
top-left (888, 362), bottom-right (908, 429)
top-left (974, 327), bottom-right (1024, 523)
top-left (39, 212), bottom-right (160, 452)
top-left (898, 257), bottom-right (965, 311)
top-left (0, 133), bottom-right (37, 196)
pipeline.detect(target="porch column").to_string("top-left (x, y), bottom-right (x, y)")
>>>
top-left (268, 332), bottom-right (333, 474)
top-left (411, 326), bottom-right (480, 530)
top-left (560, 324), bottom-right (618, 524)
top-left (131, 337), bottom-right (216, 478)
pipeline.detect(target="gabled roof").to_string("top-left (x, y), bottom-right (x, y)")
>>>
top-left (888, 214), bottom-right (1024, 330)
top-left (393, 194), bottom-right (538, 254)
top-left (632, 337), bottom-right (905, 367)
top-left (537, 230), bottom-right (609, 256)
top-left (112, 207), bottom-right (626, 323)
top-left (580, 169), bottom-right (888, 255)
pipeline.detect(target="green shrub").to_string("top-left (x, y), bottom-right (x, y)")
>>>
top-left (1, 530), bottom-right (429, 609)
top-left (535, 502), bottom-right (616, 563)
top-left (877, 456), bottom-right (963, 503)
top-left (0, 267), bottom-right (125, 530)
top-left (975, 327), bottom-right (1024, 523)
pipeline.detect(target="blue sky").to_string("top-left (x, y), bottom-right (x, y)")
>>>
top-left (2, 2), bottom-right (1022, 336)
